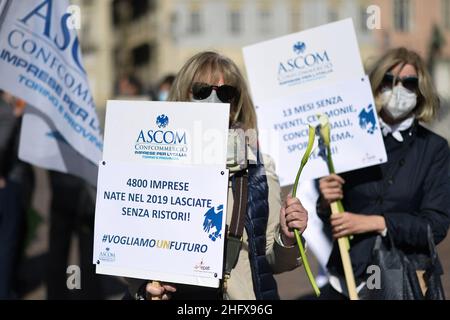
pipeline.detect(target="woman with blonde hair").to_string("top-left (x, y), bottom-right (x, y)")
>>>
top-left (126, 51), bottom-right (308, 300)
top-left (317, 47), bottom-right (450, 299)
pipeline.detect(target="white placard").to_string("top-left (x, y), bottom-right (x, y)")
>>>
top-left (243, 18), bottom-right (364, 105)
top-left (257, 76), bottom-right (387, 186)
top-left (93, 160), bottom-right (229, 287)
top-left (243, 19), bottom-right (387, 186)
top-left (103, 100), bottom-right (230, 166)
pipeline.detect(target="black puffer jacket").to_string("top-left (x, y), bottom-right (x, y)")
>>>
top-left (321, 122), bottom-right (450, 280)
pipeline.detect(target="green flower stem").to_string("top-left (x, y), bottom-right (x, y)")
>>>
top-left (294, 229), bottom-right (320, 297)
top-left (326, 145), bottom-right (336, 174)
top-left (292, 126), bottom-right (321, 297)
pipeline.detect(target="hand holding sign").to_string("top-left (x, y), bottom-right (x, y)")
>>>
top-left (146, 281), bottom-right (177, 300)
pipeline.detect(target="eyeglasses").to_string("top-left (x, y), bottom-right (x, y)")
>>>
top-left (381, 73), bottom-right (419, 92)
top-left (191, 82), bottom-right (239, 103)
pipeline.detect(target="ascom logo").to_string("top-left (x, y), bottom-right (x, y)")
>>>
top-left (98, 247), bottom-right (115, 262)
top-left (18, 0), bottom-right (86, 74)
top-left (277, 41), bottom-right (333, 86)
top-left (136, 115), bottom-right (185, 145)
top-left (134, 114), bottom-right (188, 160)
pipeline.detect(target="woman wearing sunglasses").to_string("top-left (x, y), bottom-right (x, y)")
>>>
top-left (126, 51), bottom-right (308, 300)
top-left (317, 47), bottom-right (450, 299)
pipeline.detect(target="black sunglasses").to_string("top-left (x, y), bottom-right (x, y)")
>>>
top-left (381, 73), bottom-right (419, 92)
top-left (191, 82), bottom-right (240, 103)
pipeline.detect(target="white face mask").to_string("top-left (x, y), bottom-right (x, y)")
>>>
top-left (192, 91), bottom-right (254, 170)
top-left (191, 90), bottom-right (222, 104)
top-left (192, 89), bottom-right (242, 124)
top-left (192, 91), bottom-right (239, 169)
top-left (380, 85), bottom-right (417, 120)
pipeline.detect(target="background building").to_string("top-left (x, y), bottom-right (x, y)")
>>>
top-left (22, 0), bottom-right (448, 299)
top-left (371, 0), bottom-right (450, 101)
top-left (77, 0), bottom-right (450, 111)
top-left (82, 0), bottom-right (450, 300)
top-left (74, 0), bottom-right (114, 109)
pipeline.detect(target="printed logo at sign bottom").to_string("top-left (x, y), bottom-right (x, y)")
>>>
top-left (99, 247), bottom-right (116, 262)
top-left (362, 152), bottom-right (378, 164)
top-left (194, 258), bottom-right (211, 271)
top-left (203, 204), bottom-right (223, 242)
top-left (193, 258), bottom-right (217, 277)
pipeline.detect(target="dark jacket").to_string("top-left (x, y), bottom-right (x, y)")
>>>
top-left (0, 99), bottom-right (34, 203)
top-left (321, 122), bottom-right (450, 280)
top-left (0, 98), bottom-right (18, 178)
top-left (245, 162), bottom-right (279, 299)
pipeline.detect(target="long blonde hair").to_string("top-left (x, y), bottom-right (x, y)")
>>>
top-left (369, 47), bottom-right (439, 123)
top-left (168, 51), bottom-right (257, 130)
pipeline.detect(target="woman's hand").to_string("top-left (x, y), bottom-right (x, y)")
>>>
top-left (145, 281), bottom-right (177, 300)
top-left (331, 212), bottom-right (386, 239)
top-left (319, 174), bottom-right (345, 205)
top-left (279, 194), bottom-right (308, 246)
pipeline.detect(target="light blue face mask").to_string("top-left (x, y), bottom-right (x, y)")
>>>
top-left (158, 90), bottom-right (169, 101)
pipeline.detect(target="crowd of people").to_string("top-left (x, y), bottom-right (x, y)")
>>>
top-left (0, 73), bottom-right (176, 299)
top-left (0, 47), bottom-right (449, 300)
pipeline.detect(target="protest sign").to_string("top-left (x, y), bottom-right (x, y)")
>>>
top-left (243, 19), bottom-right (387, 186)
top-left (93, 161), bottom-right (228, 287)
top-left (257, 76), bottom-right (387, 186)
top-left (95, 101), bottom-right (230, 287)
top-left (0, 0), bottom-right (102, 184)
top-left (243, 18), bottom-right (364, 106)
top-left (103, 100), bottom-right (230, 166)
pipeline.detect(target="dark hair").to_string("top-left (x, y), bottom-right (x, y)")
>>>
top-left (158, 74), bottom-right (176, 89)
top-left (115, 74), bottom-right (143, 95)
